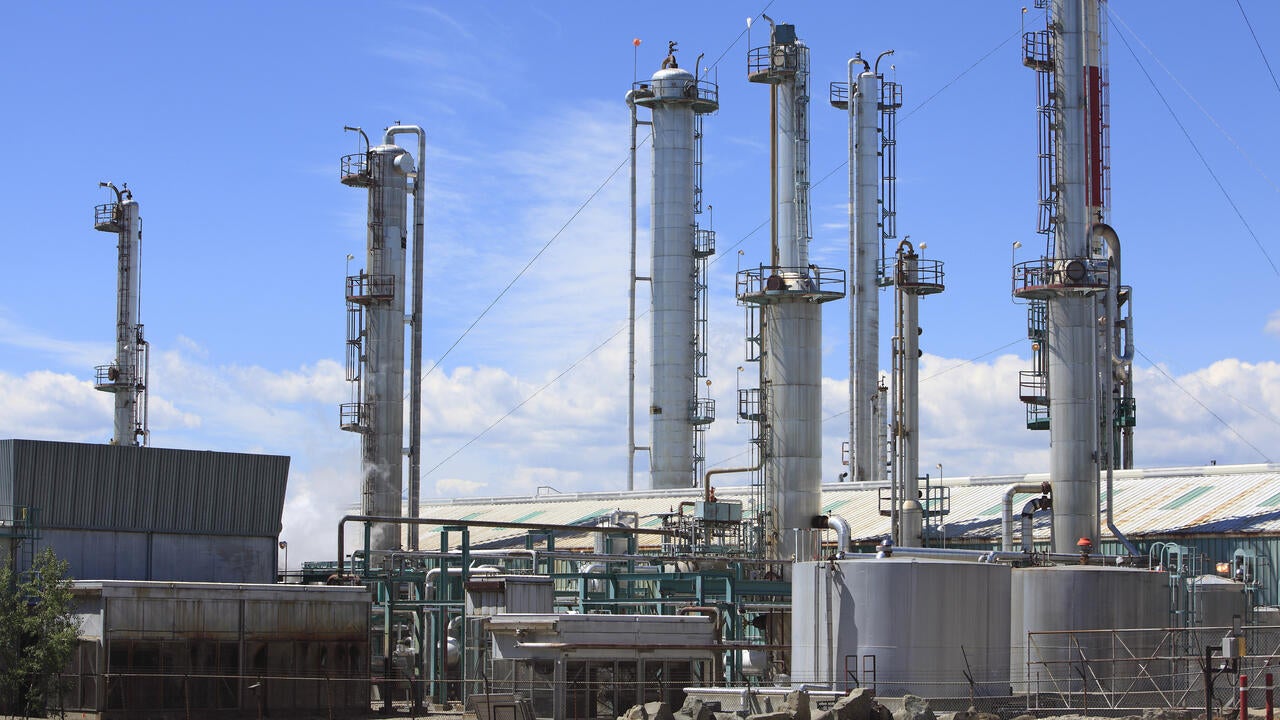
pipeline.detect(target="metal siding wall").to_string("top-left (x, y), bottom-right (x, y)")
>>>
top-left (9, 440), bottom-right (287, 536)
top-left (40, 528), bottom-right (274, 583)
top-left (39, 529), bottom-right (149, 580)
top-left (0, 440), bottom-right (14, 509)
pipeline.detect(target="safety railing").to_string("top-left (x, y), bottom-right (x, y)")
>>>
top-left (340, 152), bottom-right (371, 187)
top-left (893, 257), bottom-right (945, 294)
top-left (736, 265), bottom-right (845, 303)
top-left (748, 45), bottom-right (800, 81)
top-left (1012, 257), bottom-right (1109, 299)
top-left (94, 363), bottom-right (135, 391)
top-left (339, 402), bottom-right (369, 433)
top-left (93, 203), bottom-right (122, 233)
top-left (694, 228), bottom-right (716, 258)
top-left (630, 78), bottom-right (719, 113)
top-left (689, 397), bottom-right (715, 426)
top-left (345, 273), bottom-right (395, 304)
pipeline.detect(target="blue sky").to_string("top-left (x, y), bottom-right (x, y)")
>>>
top-left (2, 2), bottom-right (1278, 562)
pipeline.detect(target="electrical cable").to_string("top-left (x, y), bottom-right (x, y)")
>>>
top-left (409, 134), bottom-right (650, 399)
top-left (1136, 348), bottom-right (1272, 463)
top-left (708, 23), bottom-right (1026, 267)
top-left (1110, 14), bottom-right (1280, 279)
top-left (1106, 5), bottom-right (1280, 196)
top-left (424, 18), bottom-right (1040, 477)
top-left (414, 0), bottom-right (784, 391)
top-left (423, 316), bottom-right (634, 479)
top-left (1235, 0), bottom-right (1280, 98)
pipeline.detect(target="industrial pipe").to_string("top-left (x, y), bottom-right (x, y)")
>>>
top-left (1001, 482), bottom-right (1051, 551)
top-left (1020, 496), bottom-right (1050, 554)
top-left (626, 91), bottom-right (639, 491)
top-left (384, 124), bottom-right (427, 551)
top-left (1092, 221), bottom-right (1139, 557)
top-left (337, 514), bottom-right (678, 577)
top-left (874, 49), bottom-right (895, 74)
top-left (703, 462), bottom-right (761, 503)
top-left (825, 514), bottom-right (851, 557)
top-left (677, 605), bottom-right (722, 636)
top-left (885, 544), bottom-right (1133, 566)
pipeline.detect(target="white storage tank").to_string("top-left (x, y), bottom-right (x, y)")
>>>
top-left (792, 558), bottom-right (1011, 697)
top-left (1011, 565), bottom-right (1170, 697)
top-left (1189, 575), bottom-right (1247, 628)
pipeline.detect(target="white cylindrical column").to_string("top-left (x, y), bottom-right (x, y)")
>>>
top-left (764, 300), bottom-right (823, 561)
top-left (643, 67), bottom-right (698, 490)
top-left (851, 68), bottom-right (881, 484)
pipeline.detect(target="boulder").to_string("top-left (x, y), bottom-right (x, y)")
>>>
top-left (901, 695), bottom-right (934, 720)
top-left (676, 696), bottom-right (716, 720)
top-left (950, 708), bottom-right (998, 720)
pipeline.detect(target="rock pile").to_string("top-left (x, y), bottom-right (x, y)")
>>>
top-left (619, 689), bottom-right (894, 720)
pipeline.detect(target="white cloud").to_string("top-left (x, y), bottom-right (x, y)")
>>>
top-left (1265, 311), bottom-right (1280, 337)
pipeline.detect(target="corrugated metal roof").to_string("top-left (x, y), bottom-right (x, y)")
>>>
top-left (409, 463), bottom-right (1280, 550)
top-left (0, 440), bottom-right (289, 537)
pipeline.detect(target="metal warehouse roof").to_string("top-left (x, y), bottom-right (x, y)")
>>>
top-left (409, 462), bottom-right (1280, 551)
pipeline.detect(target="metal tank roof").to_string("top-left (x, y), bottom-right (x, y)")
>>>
top-left (0, 439), bottom-right (289, 536)
top-left (410, 462), bottom-right (1280, 550)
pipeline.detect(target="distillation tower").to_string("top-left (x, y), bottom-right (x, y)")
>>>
top-left (628, 45), bottom-right (719, 491)
top-left (93, 183), bottom-right (149, 446)
top-left (340, 125), bottom-right (427, 553)
top-left (839, 54), bottom-right (898, 486)
top-left (739, 21), bottom-right (845, 562)
top-left (1013, 0), bottom-right (1135, 553)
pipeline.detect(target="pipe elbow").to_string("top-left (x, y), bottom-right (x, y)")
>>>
top-left (874, 49), bottom-right (895, 74)
top-left (826, 514), bottom-right (851, 556)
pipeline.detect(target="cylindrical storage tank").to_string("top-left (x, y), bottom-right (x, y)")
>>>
top-left (1189, 575), bottom-right (1247, 628)
top-left (792, 558), bottom-right (1012, 697)
top-left (1011, 566), bottom-right (1170, 699)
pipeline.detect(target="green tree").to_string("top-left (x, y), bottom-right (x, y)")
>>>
top-left (0, 548), bottom-right (80, 717)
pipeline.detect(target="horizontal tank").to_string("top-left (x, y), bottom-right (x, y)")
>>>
top-left (1011, 565), bottom-right (1170, 697)
top-left (792, 558), bottom-right (1011, 697)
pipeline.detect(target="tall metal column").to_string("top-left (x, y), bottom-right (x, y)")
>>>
top-left (851, 62), bottom-right (880, 484)
top-left (1048, 0), bottom-right (1101, 553)
top-left (93, 183), bottom-right (149, 446)
top-left (632, 49), bottom-right (718, 490)
top-left (890, 242), bottom-right (944, 547)
top-left (341, 136), bottom-right (413, 553)
top-left (746, 23), bottom-right (843, 563)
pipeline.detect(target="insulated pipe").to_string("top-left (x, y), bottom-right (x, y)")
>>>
top-left (1019, 498), bottom-right (1045, 554)
top-left (1093, 223), bottom-right (1134, 368)
top-left (677, 605), bottom-right (722, 635)
top-left (1092, 221), bottom-right (1139, 557)
top-left (703, 463), bottom-right (761, 502)
top-left (826, 514), bottom-right (851, 557)
top-left (1001, 482), bottom-right (1051, 552)
top-left (385, 124), bottom-right (426, 551)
